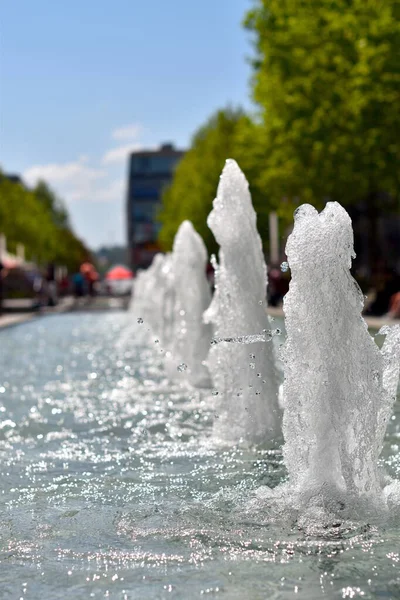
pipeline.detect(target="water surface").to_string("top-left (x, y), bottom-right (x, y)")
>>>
top-left (0, 312), bottom-right (399, 599)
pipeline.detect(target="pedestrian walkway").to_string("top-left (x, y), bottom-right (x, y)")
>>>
top-left (267, 305), bottom-right (400, 330)
top-left (0, 312), bottom-right (35, 329)
top-left (0, 296), bottom-right (130, 330)
top-left (1, 298), bottom-right (396, 332)
top-left (0, 297), bottom-right (75, 330)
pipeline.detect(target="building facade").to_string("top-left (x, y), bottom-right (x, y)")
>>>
top-left (126, 143), bottom-right (184, 270)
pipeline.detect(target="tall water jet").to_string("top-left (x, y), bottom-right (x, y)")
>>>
top-left (156, 253), bottom-right (177, 350)
top-left (132, 253), bottom-right (167, 332)
top-left (169, 220), bottom-right (213, 388)
top-left (282, 202), bottom-right (400, 517)
top-left (205, 159), bottom-right (281, 445)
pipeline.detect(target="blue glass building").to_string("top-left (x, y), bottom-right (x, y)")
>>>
top-left (126, 143), bottom-right (184, 269)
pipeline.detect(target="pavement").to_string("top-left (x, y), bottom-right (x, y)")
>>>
top-left (0, 295), bottom-right (131, 330)
top-left (267, 305), bottom-right (400, 331)
top-left (1, 297), bottom-right (398, 332)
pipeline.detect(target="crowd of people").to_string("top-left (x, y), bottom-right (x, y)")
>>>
top-left (71, 262), bottom-right (99, 297)
top-left (0, 259), bottom-right (101, 314)
top-left (2, 254), bottom-right (400, 319)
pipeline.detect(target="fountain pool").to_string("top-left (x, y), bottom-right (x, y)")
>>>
top-left (0, 312), bottom-right (399, 599)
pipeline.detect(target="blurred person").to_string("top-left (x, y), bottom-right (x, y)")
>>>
top-left (87, 267), bottom-right (98, 296)
top-left (59, 274), bottom-right (70, 296)
top-left (387, 291), bottom-right (400, 319)
top-left (72, 272), bottom-right (85, 297)
top-left (364, 266), bottom-right (400, 316)
top-left (80, 261), bottom-right (98, 297)
top-left (46, 262), bottom-right (58, 307)
top-left (0, 258), bottom-right (6, 315)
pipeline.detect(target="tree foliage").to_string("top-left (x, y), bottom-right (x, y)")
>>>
top-left (34, 180), bottom-right (70, 229)
top-left (244, 0), bottom-right (400, 210)
top-left (0, 173), bottom-right (89, 271)
top-left (158, 109), bottom-right (242, 253)
top-left (160, 1), bottom-right (400, 267)
top-left (158, 108), bottom-right (275, 254)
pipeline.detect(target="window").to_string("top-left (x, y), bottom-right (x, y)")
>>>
top-left (130, 154), bottom-right (180, 175)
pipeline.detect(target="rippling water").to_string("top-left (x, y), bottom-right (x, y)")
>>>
top-left (0, 312), bottom-right (399, 599)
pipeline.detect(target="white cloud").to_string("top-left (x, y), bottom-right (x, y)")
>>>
top-left (112, 123), bottom-right (142, 141)
top-left (24, 158), bottom-right (104, 188)
top-left (102, 143), bottom-right (143, 165)
top-left (22, 146), bottom-right (132, 247)
top-left (102, 122), bottom-right (148, 164)
top-left (22, 156), bottom-right (124, 209)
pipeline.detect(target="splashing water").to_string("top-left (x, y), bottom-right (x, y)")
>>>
top-left (156, 253), bottom-right (177, 350)
top-left (279, 202), bottom-right (400, 520)
top-left (132, 252), bottom-right (178, 350)
top-left (2, 313), bottom-right (399, 598)
top-left (132, 253), bottom-right (168, 335)
top-left (210, 328), bottom-right (281, 346)
top-left (132, 224), bottom-right (212, 389)
top-left (169, 221), bottom-right (213, 387)
top-left (204, 160), bottom-right (281, 445)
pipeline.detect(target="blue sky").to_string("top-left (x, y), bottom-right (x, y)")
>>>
top-left (1, 0), bottom-right (255, 248)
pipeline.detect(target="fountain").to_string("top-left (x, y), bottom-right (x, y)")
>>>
top-left (132, 168), bottom-right (400, 517)
top-left (132, 222), bottom-right (212, 388)
top-left (132, 252), bottom-right (167, 332)
top-left (156, 253), bottom-right (177, 351)
top-left (168, 220), bottom-right (213, 387)
top-left (204, 159), bottom-right (281, 445)
top-left (276, 202), bottom-right (400, 520)
top-left (2, 173), bottom-right (400, 599)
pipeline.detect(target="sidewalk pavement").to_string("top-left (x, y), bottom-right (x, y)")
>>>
top-left (1, 298), bottom-right (398, 332)
top-left (267, 305), bottom-right (400, 330)
top-left (0, 296), bottom-right (75, 330)
top-left (0, 295), bottom-right (130, 330)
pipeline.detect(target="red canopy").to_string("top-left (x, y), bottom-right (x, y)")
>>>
top-left (105, 265), bottom-right (133, 280)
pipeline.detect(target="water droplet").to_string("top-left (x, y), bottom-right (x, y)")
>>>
top-left (212, 390), bottom-right (219, 396)
top-left (258, 300), bottom-right (263, 305)
top-left (249, 363), bottom-right (255, 369)
top-left (280, 261), bottom-right (289, 272)
top-left (249, 353), bottom-right (255, 359)
top-left (137, 318), bottom-right (143, 324)
top-left (177, 363), bottom-right (187, 372)
top-left (257, 373), bottom-right (261, 377)
top-left (154, 339), bottom-right (159, 344)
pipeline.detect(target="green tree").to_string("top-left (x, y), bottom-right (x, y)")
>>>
top-left (34, 180), bottom-right (70, 228)
top-left (245, 0), bottom-right (400, 242)
top-left (0, 173), bottom-right (89, 271)
top-left (158, 107), bottom-right (275, 254)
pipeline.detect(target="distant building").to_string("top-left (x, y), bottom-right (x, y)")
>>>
top-left (126, 143), bottom-right (185, 269)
